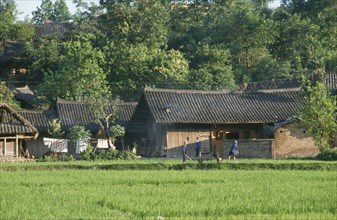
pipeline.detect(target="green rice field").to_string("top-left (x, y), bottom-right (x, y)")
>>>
top-left (1, 161), bottom-right (336, 219)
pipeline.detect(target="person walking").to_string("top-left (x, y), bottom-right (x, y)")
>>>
top-left (228, 140), bottom-right (239, 161)
top-left (182, 140), bottom-right (188, 163)
top-left (195, 136), bottom-right (201, 158)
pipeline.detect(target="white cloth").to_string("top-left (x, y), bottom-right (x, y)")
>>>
top-left (76, 139), bottom-right (89, 154)
top-left (97, 139), bottom-right (109, 149)
top-left (43, 138), bottom-right (68, 153)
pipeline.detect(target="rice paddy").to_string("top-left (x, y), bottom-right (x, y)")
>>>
top-left (1, 164), bottom-right (336, 219)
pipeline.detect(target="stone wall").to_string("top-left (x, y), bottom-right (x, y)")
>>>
top-left (223, 139), bottom-right (274, 159)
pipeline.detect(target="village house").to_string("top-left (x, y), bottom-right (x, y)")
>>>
top-left (14, 98), bottom-right (137, 158)
top-left (1, 73), bottom-right (335, 160)
top-left (0, 103), bottom-right (38, 158)
top-left (127, 83), bottom-right (320, 159)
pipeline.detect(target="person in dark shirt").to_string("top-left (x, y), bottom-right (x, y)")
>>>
top-left (195, 136), bottom-right (201, 158)
top-left (228, 140), bottom-right (239, 161)
top-left (182, 140), bottom-right (188, 163)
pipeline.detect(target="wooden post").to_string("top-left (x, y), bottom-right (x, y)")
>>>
top-left (15, 136), bottom-right (19, 157)
top-left (4, 138), bottom-right (6, 156)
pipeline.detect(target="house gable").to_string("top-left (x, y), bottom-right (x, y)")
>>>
top-left (0, 102), bottom-right (38, 138)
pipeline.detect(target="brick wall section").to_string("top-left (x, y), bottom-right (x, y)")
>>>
top-left (274, 123), bottom-right (319, 158)
top-left (223, 139), bottom-right (274, 159)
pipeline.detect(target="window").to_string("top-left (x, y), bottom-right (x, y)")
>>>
top-left (225, 131), bottom-right (239, 140)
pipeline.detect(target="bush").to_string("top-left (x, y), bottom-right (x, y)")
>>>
top-left (38, 152), bottom-right (75, 162)
top-left (80, 145), bottom-right (95, 160)
top-left (316, 148), bottom-right (337, 161)
top-left (81, 148), bottom-right (137, 161)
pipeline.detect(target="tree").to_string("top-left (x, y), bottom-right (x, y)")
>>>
top-left (187, 44), bottom-right (236, 90)
top-left (201, 1), bottom-right (278, 83)
top-left (32, 0), bottom-right (54, 24)
top-left (0, 81), bottom-right (20, 109)
top-left (271, 12), bottom-right (324, 79)
top-left (299, 81), bottom-right (337, 150)
top-left (35, 37), bottom-right (111, 105)
top-left (32, 0), bottom-right (71, 24)
top-left (99, 0), bottom-right (170, 48)
top-left (68, 125), bottom-right (91, 154)
top-left (52, 0), bottom-right (71, 22)
top-left (108, 124), bottom-right (125, 149)
top-left (47, 119), bottom-right (64, 138)
top-left (0, 0), bottom-right (34, 41)
top-left (105, 42), bottom-right (189, 101)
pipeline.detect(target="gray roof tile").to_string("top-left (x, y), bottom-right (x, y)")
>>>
top-left (143, 87), bottom-right (305, 124)
top-left (18, 110), bottom-right (57, 132)
top-left (56, 99), bottom-right (137, 132)
top-left (0, 103), bottom-right (38, 137)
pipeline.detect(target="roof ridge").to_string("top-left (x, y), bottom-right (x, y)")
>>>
top-left (144, 87), bottom-right (232, 94)
top-left (144, 87), bottom-right (302, 94)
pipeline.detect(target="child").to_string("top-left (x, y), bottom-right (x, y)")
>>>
top-left (182, 140), bottom-right (188, 163)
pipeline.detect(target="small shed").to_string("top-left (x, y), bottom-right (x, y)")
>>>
top-left (0, 103), bottom-right (38, 157)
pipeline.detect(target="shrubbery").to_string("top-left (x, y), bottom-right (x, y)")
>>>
top-left (38, 152), bottom-right (75, 162)
top-left (81, 148), bottom-right (137, 161)
top-left (316, 148), bottom-right (337, 161)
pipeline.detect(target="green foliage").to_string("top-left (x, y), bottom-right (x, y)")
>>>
top-left (81, 148), bottom-right (137, 161)
top-left (7, 0), bottom-right (337, 101)
top-left (95, 149), bottom-right (137, 161)
top-left (106, 43), bottom-right (189, 100)
top-left (47, 119), bottom-right (64, 138)
top-left (299, 81), bottom-right (337, 150)
top-left (38, 152), bottom-right (74, 162)
top-left (315, 148), bottom-right (337, 161)
top-left (0, 82), bottom-right (20, 109)
top-left (32, 0), bottom-right (54, 24)
top-left (32, 0), bottom-right (71, 24)
top-left (68, 125), bottom-right (91, 155)
top-left (52, 0), bottom-right (71, 22)
top-left (109, 124), bottom-right (125, 143)
top-left (100, 0), bottom-right (170, 48)
top-left (80, 145), bottom-right (95, 161)
top-left (187, 44), bottom-right (236, 90)
top-left (0, 0), bottom-right (34, 41)
top-left (68, 125), bottom-right (91, 142)
top-left (34, 38), bottom-right (111, 104)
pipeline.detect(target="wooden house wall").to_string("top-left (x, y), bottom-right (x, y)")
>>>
top-left (0, 140), bottom-right (16, 156)
top-left (134, 122), bottom-right (272, 158)
top-left (274, 123), bottom-right (319, 158)
top-left (166, 130), bottom-right (210, 158)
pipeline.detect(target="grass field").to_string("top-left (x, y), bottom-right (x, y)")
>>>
top-left (1, 160), bottom-right (336, 219)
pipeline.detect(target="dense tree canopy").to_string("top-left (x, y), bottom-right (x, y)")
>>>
top-left (32, 0), bottom-right (71, 24)
top-left (2, 0), bottom-right (336, 102)
top-left (0, 0), bottom-right (34, 41)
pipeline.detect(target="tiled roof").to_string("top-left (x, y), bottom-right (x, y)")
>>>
top-left (0, 103), bottom-right (38, 137)
top-left (143, 87), bottom-right (305, 124)
top-left (56, 99), bottom-right (137, 132)
top-left (15, 85), bottom-right (36, 107)
top-left (18, 110), bottom-right (58, 132)
top-left (116, 102), bottom-right (138, 127)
